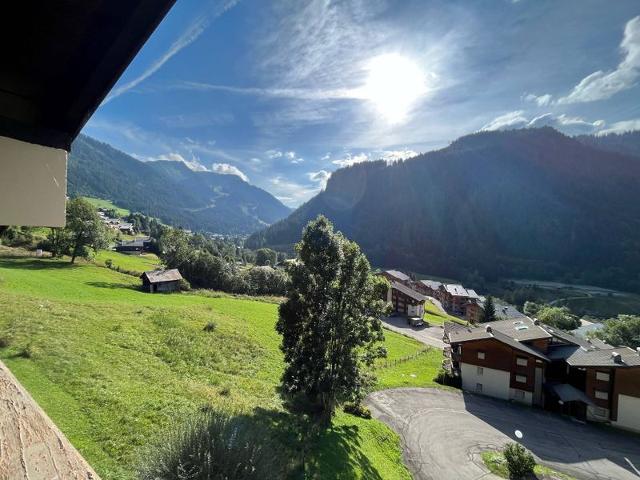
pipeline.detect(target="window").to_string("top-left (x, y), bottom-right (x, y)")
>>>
top-left (516, 357), bottom-right (528, 367)
top-left (514, 390), bottom-right (525, 400)
top-left (595, 390), bottom-right (609, 400)
top-left (477, 367), bottom-right (484, 376)
top-left (477, 351), bottom-right (485, 360)
top-left (515, 374), bottom-right (527, 383)
top-left (476, 383), bottom-right (483, 393)
top-left (596, 371), bottom-right (610, 382)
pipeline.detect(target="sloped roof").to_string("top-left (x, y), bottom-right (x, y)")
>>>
top-left (549, 383), bottom-right (595, 405)
top-left (444, 284), bottom-right (469, 296)
top-left (562, 347), bottom-right (640, 367)
top-left (420, 279), bottom-right (443, 290)
top-left (486, 317), bottom-right (551, 341)
top-left (391, 281), bottom-right (426, 302)
top-left (141, 269), bottom-right (182, 283)
top-left (385, 270), bottom-right (410, 281)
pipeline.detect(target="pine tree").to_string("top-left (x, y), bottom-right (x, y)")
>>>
top-left (479, 295), bottom-right (496, 323)
top-left (276, 216), bottom-right (388, 422)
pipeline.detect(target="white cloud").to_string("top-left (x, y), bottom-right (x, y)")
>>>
top-left (380, 149), bottom-right (419, 162)
top-left (524, 93), bottom-right (552, 106)
top-left (481, 110), bottom-right (529, 131)
top-left (481, 111), bottom-right (607, 136)
top-left (597, 119), bottom-right (640, 136)
top-left (104, 1), bottom-right (239, 104)
top-left (555, 16), bottom-right (640, 104)
top-left (268, 176), bottom-right (322, 207)
top-left (307, 170), bottom-right (331, 188)
top-left (211, 163), bottom-right (249, 182)
top-left (285, 151), bottom-right (296, 160)
top-left (332, 152), bottom-right (370, 168)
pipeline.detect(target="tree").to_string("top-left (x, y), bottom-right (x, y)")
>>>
top-left (276, 216), bottom-right (388, 422)
top-left (479, 295), bottom-right (496, 323)
top-left (591, 315), bottom-right (640, 349)
top-left (536, 306), bottom-right (580, 331)
top-left (523, 301), bottom-right (542, 317)
top-left (255, 248), bottom-right (277, 266)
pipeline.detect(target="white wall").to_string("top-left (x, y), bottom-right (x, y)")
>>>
top-left (461, 362), bottom-right (510, 401)
top-left (613, 394), bottom-right (640, 433)
top-left (509, 388), bottom-right (533, 406)
top-left (407, 303), bottom-right (424, 317)
top-left (0, 135), bottom-right (67, 227)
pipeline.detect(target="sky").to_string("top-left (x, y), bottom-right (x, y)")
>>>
top-left (84, 0), bottom-right (640, 207)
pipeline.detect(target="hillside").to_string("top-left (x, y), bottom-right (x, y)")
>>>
top-left (68, 135), bottom-right (291, 234)
top-left (576, 131), bottom-right (640, 158)
top-left (0, 249), bottom-right (442, 479)
top-left (248, 128), bottom-right (640, 293)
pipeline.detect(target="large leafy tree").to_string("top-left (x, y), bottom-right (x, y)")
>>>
top-left (591, 315), bottom-right (640, 349)
top-left (536, 306), bottom-right (580, 331)
top-left (47, 198), bottom-right (109, 263)
top-left (276, 216), bottom-right (388, 421)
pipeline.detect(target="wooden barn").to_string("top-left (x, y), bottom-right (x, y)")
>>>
top-left (141, 269), bottom-right (183, 293)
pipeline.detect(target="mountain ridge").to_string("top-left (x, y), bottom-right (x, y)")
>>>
top-left (68, 134), bottom-right (291, 234)
top-left (247, 127), bottom-right (640, 292)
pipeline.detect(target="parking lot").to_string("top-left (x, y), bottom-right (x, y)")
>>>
top-left (367, 388), bottom-right (640, 480)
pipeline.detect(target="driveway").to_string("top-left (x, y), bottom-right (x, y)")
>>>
top-left (382, 316), bottom-right (445, 349)
top-left (367, 388), bottom-right (640, 480)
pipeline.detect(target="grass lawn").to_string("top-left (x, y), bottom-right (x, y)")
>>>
top-left (423, 300), bottom-right (466, 326)
top-left (93, 250), bottom-right (162, 275)
top-left (0, 252), bottom-right (440, 479)
top-left (84, 196), bottom-right (130, 217)
top-left (481, 451), bottom-right (576, 480)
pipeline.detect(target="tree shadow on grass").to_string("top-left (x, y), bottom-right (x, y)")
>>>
top-left (85, 281), bottom-right (140, 291)
top-left (0, 257), bottom-right (78, 270)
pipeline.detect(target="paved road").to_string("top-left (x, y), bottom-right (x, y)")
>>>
top-left (367, 388), bottom-right (640, 480)
top-left (382, 317), bottom-right (445, 349)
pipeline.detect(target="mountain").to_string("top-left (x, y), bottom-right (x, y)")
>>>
top-left (68, 135), bottom-right (290, 234)
top-left (248, 128), bottom-right (640, 292)
top-left (576, 131), bottom-right (640, 158)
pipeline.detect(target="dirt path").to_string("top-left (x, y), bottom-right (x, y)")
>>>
top-left (0, 360), bottom-right (99, 480)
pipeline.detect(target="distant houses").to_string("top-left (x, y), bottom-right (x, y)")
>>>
top-left (97, 208), bottom-right (136, 235)
top-left (378, 269), bottom-right (486, 323)
top-left (115, 237), bottom-right (152, 254)
top-left (141, 269), bottom-right (183, 293)
top-left (388, 281), bottom-right (426, 320)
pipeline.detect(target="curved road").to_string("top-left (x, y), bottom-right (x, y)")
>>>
top-left (367, 388), bottom-right (640, 480)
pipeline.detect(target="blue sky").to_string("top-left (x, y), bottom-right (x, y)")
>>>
top-left (84, 0), bottom-right (640, 207)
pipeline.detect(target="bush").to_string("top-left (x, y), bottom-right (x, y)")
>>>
top-left (138, 410), bottom-right (290, 480)
top-left (503, 442), bottom-right (535, 479)
top-left (343, 402), bottom-right (371, 419)
top-left (0, 336), bottom-right (10, 348)
top-left (19, 343), bottom-right (34, 359)
top-left (434, 368), bottom-right (461, 388)
top-left (203, 321), bottom-right (217, 333)
top-left (104, 258), bottom-right (113, 269)
top-left (179, 277), bottom-right (192, 291)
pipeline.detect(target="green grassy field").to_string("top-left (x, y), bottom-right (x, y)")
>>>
top-left (84, 196), bottom-right (131, 217)
top-left (93, 250), bottom-right (162, 275)
top-left (423, 300), bottom-right (466, 326)
top-left (0, 251), bottom-right (440, 479)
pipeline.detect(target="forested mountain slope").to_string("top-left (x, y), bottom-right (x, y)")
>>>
top-left (248, 128), bottom-right (640, 292)
top-left (68, 135), bottom-right (290, 234)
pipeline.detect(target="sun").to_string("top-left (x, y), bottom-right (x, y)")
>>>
top-left (360, 53), bottom-right (428, 124)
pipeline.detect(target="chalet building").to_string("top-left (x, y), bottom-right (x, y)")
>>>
top-left (414, 279), bottom-right (443, 297)
top-left (141, 269), bottom-right (183, 293)
top-left (445, 318), bottom-right (640, 433)
top-left (115, 238), bottom-right (151, 254)
top-left (379, 269), bottom-right (413, 286)
top-left (464, 301), bottom-right (484, 323)
top-left (439, 284), bottom-right (482, 317)
top-left (386, 281), bottom-right (426, 319)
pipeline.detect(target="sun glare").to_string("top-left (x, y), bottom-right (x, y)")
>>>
top-left (360, 53), bottom-right (428, 124)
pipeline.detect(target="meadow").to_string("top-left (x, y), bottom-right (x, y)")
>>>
top-left (0, 249), bottom-right (442, 479)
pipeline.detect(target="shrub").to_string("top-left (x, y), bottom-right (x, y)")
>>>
top-left (0, 336), bottom-right (10, 348)
top-left (19, 343), bottom-right (34, 359)
top-left (434, 368), bottom-right (461, 388)
top-left (203, 321), bottom-right (217, 333)
top-left (503, 442), bottom-right (535, 479)
top-left (138, 410), bottom-right (289, 480)
top-left (343, 402), bottom-right (371, 419)
top-left (104, 258), bottom-right (113, 269)
top-left (179, 277), bottom-right (192, 291)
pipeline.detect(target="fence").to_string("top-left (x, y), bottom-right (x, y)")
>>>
top-left (378, 348), bottom-right (431, 369)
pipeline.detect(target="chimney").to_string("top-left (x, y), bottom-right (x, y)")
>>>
top-left (485, 325), bottom-right (493, 333)
top-left (611, 352), bottom-right (622, 364)
top-left (533, 318), bottom-right (540, 325)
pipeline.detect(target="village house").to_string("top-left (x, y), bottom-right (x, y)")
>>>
top-left (414, 279), bottom-right (443, 297)
top-left (115, 237), bottom-right (151, 254)
top-left (444, 318), bottom-right (640, 433)
top-left (141, 269), bottom-right (183, 293)
top-left (385, 281), bottom-right (427, 321)
top-left (379, 269), bottom-right (413, 286)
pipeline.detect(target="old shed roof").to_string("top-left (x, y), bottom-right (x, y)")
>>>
top-left (142, 269), bottom-right (182, 284)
